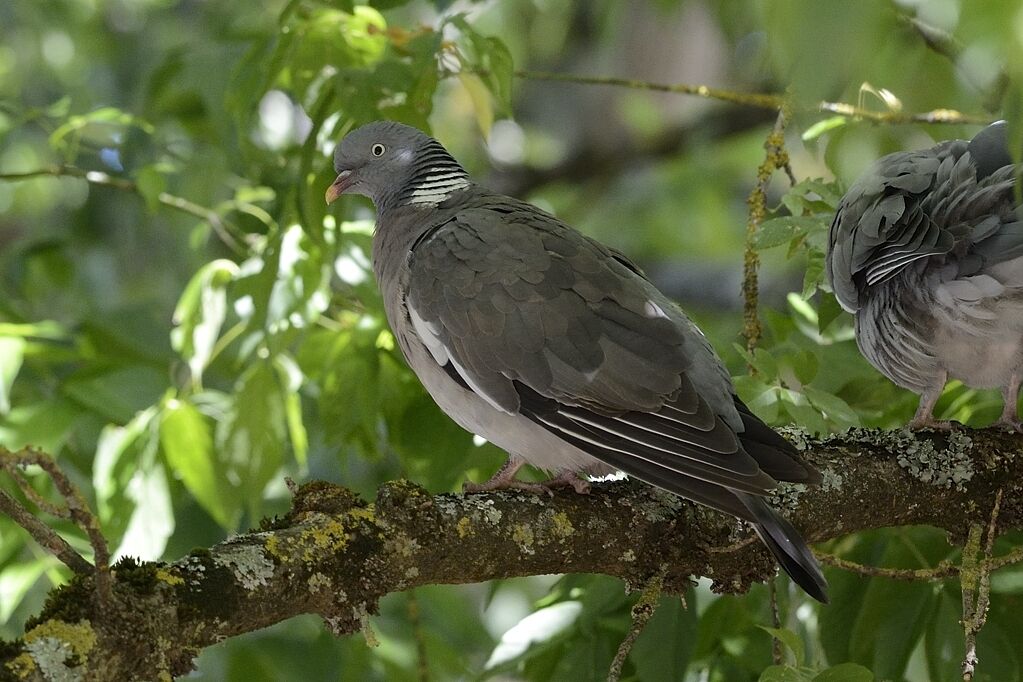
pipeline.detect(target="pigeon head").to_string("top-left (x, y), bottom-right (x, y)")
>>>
top-left (326, 121), bottom-right (469, 211)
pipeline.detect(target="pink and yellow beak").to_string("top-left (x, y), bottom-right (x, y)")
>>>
top-left (325, 170), bottom-right (354, 204)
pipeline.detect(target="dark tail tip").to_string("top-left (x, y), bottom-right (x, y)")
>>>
top-left (739, 494), bottom-right (829, 604)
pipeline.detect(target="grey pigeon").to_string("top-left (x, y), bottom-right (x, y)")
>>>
top-left (827, 121), bottom-right (1023, 430)
top-left (327, 121), bottom-right (828, 603)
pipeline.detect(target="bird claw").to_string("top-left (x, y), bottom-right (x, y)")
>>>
top-left (463, 479), bottom-right (556, 496)
top-left (993, 417), bottom-right (1023, 433)
top-left (542, 470), bottom-right (591, 495)
top-left (906, 418), bottom-right (956, 431)
top-left (463, 468), bottom-right (590, 496)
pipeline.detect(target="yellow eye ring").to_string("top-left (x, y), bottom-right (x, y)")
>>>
top-left (371, 143), bottom-right (385, 157)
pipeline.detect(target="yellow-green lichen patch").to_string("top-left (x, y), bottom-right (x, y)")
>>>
top-left (155, 568), bottom-right (184, 586)
top-left (456, 516), bottom-right (473, 538)
top-left (7, 652), bottom-right (36, 678)
top-left (264, 533), bottom-right (282, 560)
top-left (550, 512), bottom-right (575, 539)
top-left (23, 620), bottom-right (97, 681)
top-left (213, 543), bottom-right (276, 591)
top-left (268, 517), bottom-right (351, 565)
top-left (348, 505), bottom-right (376, 523)
top-left (298, 517), bottom-right (350, 562)
top-left (511, 524), bottom-right (535, 555)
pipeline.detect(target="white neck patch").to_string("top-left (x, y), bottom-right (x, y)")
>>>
top-left (408, 167), bottom-right (470, 206)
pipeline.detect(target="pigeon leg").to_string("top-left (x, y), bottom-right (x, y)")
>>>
top-left (463, 457), bottom-right (553, 495)
top-left (908, 373), bottom-right (954, 430)
top-left (539, 469), bottom-right (591, 494)
top-left (464, 460), bottom-right (591, 496)
top-left (995, 372), bottom-right (1023, 432)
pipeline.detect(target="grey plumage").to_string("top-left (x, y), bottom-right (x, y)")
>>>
top-left (827, 121), bottom-right (1023, 429)
top-left (328, 121), bottom-right (828, 602)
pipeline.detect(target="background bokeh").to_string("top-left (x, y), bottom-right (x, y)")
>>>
top-left (2, 1), bottom-right (1023, 680)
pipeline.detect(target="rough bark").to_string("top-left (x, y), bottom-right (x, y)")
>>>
top-left (2, 427), bottom-right (1021, 681)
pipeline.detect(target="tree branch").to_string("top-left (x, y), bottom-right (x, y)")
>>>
top-left (2, 427), bottom-right (1023, 680)
top-left (512, 70), bottom-right (994, 125)
top-left (0, 165), bottom-right (245, 253)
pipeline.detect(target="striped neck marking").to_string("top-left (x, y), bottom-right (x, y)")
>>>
top-left (407, 166), bottom-right (470, 205)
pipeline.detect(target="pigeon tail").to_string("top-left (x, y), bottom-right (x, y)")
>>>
top-left (736, 492), bottom-right (830, 604)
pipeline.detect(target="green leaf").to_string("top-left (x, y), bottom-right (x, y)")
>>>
top-left (817, 292), bottom-right (844, 334)
top-left (449, 16), bottom-right (515, 116)
top-left (94, 406), bottom-right (158, 532)
top-left (812, 662), bottom-right (874, 681)
top-left (820, 530), bottom-right (938, 678)
top-left (790, 349), bottom-right (819, 385)
top-left (733, 374), bottom-right (781, 423)
top-left (274, 354), bottom-right (308, 470)
top-left (458, 72), bottom-right (494, 138)
top-left (631, 594), bottom-right (697, 681)
top-left (485, 601), bottom-right (582, 670)
top-left (802, 116), bottom-right (848, 141)
top-left (0, 558), bottom-right (52, 625)
top-left (0, 336), bottom-right (25, 415)
top-left (63, 366), bottom-right (168, 423)
top-left (754, 217), bottom-right (807, 250)
top-left (0, 399), bottom-right (80, 453)
top-left (171, 259), bottom-right (238, 385)
top-left (803, 386), bottom-right (860, 427)
top-left (732, 344), bottom-right (779, 381)
top-left (218, 361), bottom-right (288, 518)
top-left (759, 664), bottom-right (811, 682)
top-left (134, 165), bottom-right (167, 213)
top-left (779, 390), bottom-right (828, 434)
top-left (114, 459), bottom-right (174, 561)
top-left (161, 398), bottom-right (234, 529)
top-left (801, 250), bottom-right (825, 298)
top-left (759, 626), bottom-right (805, 667)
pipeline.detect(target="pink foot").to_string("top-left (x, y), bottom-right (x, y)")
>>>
top-left (462, 459), bottom-right (590, 496)
top-left (907, 417), bottom-right (955, 431)
top-left (992, 417), bottom-right (1023, 433)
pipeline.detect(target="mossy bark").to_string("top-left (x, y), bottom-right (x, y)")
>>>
top-left (2, 427), bottom-right (1022, 681)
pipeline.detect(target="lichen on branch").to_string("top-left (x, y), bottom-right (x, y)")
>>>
top-left (2, 427), bottom-right (1023, 681)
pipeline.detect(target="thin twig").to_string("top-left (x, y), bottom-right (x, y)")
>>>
top-left (510, 70), bottom-right (992, 125)
top-left (961, 494), bottom-right (999, 681)
top-left (768, 578), bottom-right (782, 665)
top-left (817, 552), bottom-right (959, 581)
top-left (0, 488), bottom-right (94, 575)
top-left (743, 109), bottom-right (790, 358)
top-left (985, 544), bottom-right (1023, 572)
top-left (0, 165), bottom-right (245, 253)
top-left (961, 490), bottom-right (1002, 681)
top-left (607, 572), bottom-right (665, 682)
top-left (3, 466), bottom-right (65, 518)
top-left (407, 591), bottom-right (431, 682)
top-left (0, 447), bottom-right (113, 605)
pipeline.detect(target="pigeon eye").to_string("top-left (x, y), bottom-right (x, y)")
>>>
top-left (371, 143), bottom-right (386, 157)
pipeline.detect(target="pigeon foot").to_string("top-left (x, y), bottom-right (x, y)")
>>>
top-left (463, 461), bottom-right (590, 496)
top-left (907, 417), bottom-right (955, 431)
top-left (541, 469), bottom-right (591, 494)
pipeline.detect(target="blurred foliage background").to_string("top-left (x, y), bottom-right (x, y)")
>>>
top-left (2, 0), bottom-right (1023, 680)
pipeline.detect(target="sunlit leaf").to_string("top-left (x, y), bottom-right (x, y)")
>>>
top-left (759, 626), bottom-right (805, 667)
top-left (812, 662), bottom-right (874, 681)
top-left (485, 601), bottom-right (582, 670)
top-left (0, 336), bottom-right (25, 415)
top-left (161, 398), bottom-right (234, 529)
